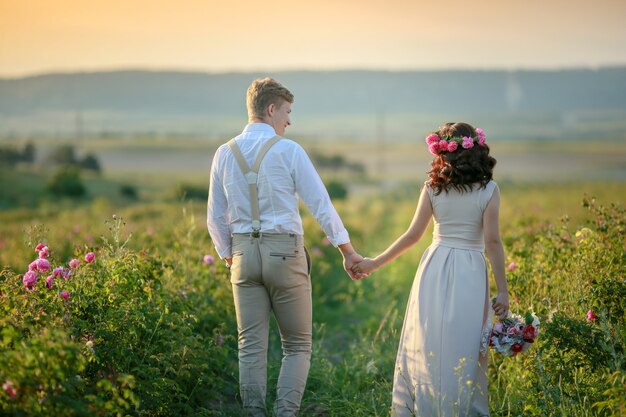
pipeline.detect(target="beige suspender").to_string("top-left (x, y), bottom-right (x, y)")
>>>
top-left (227, 135), bottom-right (282, 236)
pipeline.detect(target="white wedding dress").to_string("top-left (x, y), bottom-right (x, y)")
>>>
top-left (391, 181), bottom-right (497, 417)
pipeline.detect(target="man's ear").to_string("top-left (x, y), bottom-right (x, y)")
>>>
top-left (267, 103), bottom-right (275, 117)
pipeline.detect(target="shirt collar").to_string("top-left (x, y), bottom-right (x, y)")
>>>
top-left (242, 123), bottom-right (276, 135)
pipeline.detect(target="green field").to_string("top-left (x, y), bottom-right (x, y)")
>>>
top-left (0, 139), bottom-right (624, 416)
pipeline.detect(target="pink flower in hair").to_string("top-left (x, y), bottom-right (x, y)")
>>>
top-left (478, 136), bottom-right (486, 146)
top-left (447, 141), bottom-right (458, 152)
top-left (475, 128), bottom-right (485, 138)
top-left (462, 136), bottom-right (474, 149)
top-left (438, 140), bottom-right (448, 151)
top-left (425, 133), bottom-right (440, 145)
top-left (428, 143), bottom-right (439, 155)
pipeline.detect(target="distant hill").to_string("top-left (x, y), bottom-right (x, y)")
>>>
top-left (1, 69), bottom-right (626, 141)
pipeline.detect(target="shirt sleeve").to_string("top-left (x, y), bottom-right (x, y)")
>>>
top-left (291, 144), bottom-right (350, 246)
top-left (207, 146), bottom-right (232, 258)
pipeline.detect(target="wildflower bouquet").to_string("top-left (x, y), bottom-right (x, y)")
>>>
top-left (488, 311), bottom-right (540, 357)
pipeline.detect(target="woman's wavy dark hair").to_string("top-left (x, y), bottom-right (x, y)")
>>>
top-left (427, 122), bottom-right (496, 195)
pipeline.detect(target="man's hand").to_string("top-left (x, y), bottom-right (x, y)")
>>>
top-left (338, 242), bottom-right (369, 280)
top-left (344, 252), bottom-right (369, 280)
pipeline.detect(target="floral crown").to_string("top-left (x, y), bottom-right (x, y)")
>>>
top-left (425, 128), bottom-right (486, 155)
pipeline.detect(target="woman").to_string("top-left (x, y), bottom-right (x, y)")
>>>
top-left (353, 122), bottom-right (509, 417)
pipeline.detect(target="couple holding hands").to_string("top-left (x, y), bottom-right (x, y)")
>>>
top-left (207, 77), bottom-right (509, 417)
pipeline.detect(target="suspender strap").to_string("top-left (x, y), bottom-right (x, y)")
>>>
top-left (227, 135), bottom-right (282, 235)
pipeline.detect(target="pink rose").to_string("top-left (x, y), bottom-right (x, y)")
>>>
top-left (203, 255), bottom-right (214, 265)
top-left (507, 326), bottom-right (518, 336)
top-left (28, 260), bottom-right (38, 271)
top-left (447, 141), bottom-right (458, 152)
top-left (35, 243), bottom-right (45, 252)
top-left (53, 266), bottom-right (64, 277)
top-left (23, 271), bottom-right (37, 287)
top-left (3, 380), bottom-right (17, 399)
top-left (62, 268), bottom-right (72, 279)
top-left (38, 246), bottom-right (50, 259)
top-left (438, 140), bottom-right (448, 151)
top-left (60, 291), bottom-right (70, 301)
top-left (507, 262), bottom-right (517, 271)
top-left (84, 252), bottom-right (95, 263)
top-left (425, 133), bottom-right (440, 145)
top-left (478, 136), bottom-right (486, 146)
top-left (36, 258), bottom-right (50, 272)
top-left (475, 128), bottom-right (485, 140)
top-left (69, 259), bottom-right (81, 269)
top-left (428, 143), bottom-right (439, 155)
top-left (45, 275), bottom-right (54, 289)
top-left (462, 136), bottom-right (474, 149)
top-left (587, 310), bottom-right (596, 322)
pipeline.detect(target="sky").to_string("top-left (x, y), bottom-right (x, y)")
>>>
top-left (1, 0), bottom-right (626, 77)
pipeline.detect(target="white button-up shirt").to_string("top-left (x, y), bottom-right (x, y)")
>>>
top-left (207, 123), bottom-right (350, 259)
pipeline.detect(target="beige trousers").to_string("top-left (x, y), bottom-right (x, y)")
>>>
top-left (230, 233), bottom-right (312, 417)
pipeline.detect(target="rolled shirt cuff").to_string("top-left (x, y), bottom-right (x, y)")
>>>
top-left (215, 245), bottom-right (232, 260)
top-left (327, 229), bottom-right (350, 247)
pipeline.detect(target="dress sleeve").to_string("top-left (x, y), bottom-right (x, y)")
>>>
top-left (480, 181), bottom-right (499, 211)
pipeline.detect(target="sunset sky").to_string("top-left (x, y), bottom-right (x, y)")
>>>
top-left (1, 0), bottom-right (625, 77)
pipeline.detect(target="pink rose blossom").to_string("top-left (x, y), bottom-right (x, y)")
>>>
top-left (45, 275), bottom-right (54, 289)
top-left (507, 326), bottom-right (518, 336)
top-left (447, 141), bottom-right (458, 152)
top-left (507, 262), bottom-right (517, 271)
top-left (462, 136), bottom-right (474, 149)
top-left (36, 258), bottom-right (50, 272)
top-left (203, 255), bottom-right (215, 265)
top-left (23, 271), bottom-right (37, 287)
top-left (53, 266), bottom-right (64, 277)
top-left (35, 243), bottom-right (45, 252)
top-left (69, 259), bottom-right (81, 269)
top-left (60, 291), bottom-right (70, 301)
top-left (3, 380), bottom-right (17, 399)
top-left (587, 310), bottom-right (596, 322)
top-left (28, 260), bottom-right (38, 271)
top-left (84, 252), bottom-right (95, 263)
top-left (475, 128), bottom-right (485, 139)
top-left (478, 136), bottom-right (486, 146)
top-left (438, 140), bottom-right (448, 151)
top-left (38, 246), bottom-right (50, 258)
top-left (428, 143), bottom-right (439, 155)
top-left (62, 268), bottom-right (72, 279)
top-left (425, 133), bottom-right (440, 145)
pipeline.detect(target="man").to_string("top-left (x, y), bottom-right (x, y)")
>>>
top-left (207, 77), bottom-right (363, 416)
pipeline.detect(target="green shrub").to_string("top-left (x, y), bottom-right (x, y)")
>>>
top-left (46, 167), bottom-right (86, 197)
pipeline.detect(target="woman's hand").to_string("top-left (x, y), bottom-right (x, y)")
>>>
top-left (492, 292), bottom-right (510, 320)
top-left (351, 258), bottom-right (378, 276)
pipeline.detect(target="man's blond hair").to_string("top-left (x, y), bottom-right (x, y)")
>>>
top-left (246, 77), bottom-right (294, 121)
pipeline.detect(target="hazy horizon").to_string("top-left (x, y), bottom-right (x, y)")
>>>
top-left (2, 0), bottom-right (625, 78)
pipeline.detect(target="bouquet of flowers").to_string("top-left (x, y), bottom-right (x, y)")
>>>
top-left (488, 311), bottom-right (540, 357)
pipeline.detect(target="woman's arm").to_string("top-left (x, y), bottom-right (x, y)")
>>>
top-left (483, 186), bottom-right (510, 319)
top-left (352, 185), bottom-right (433, 275)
